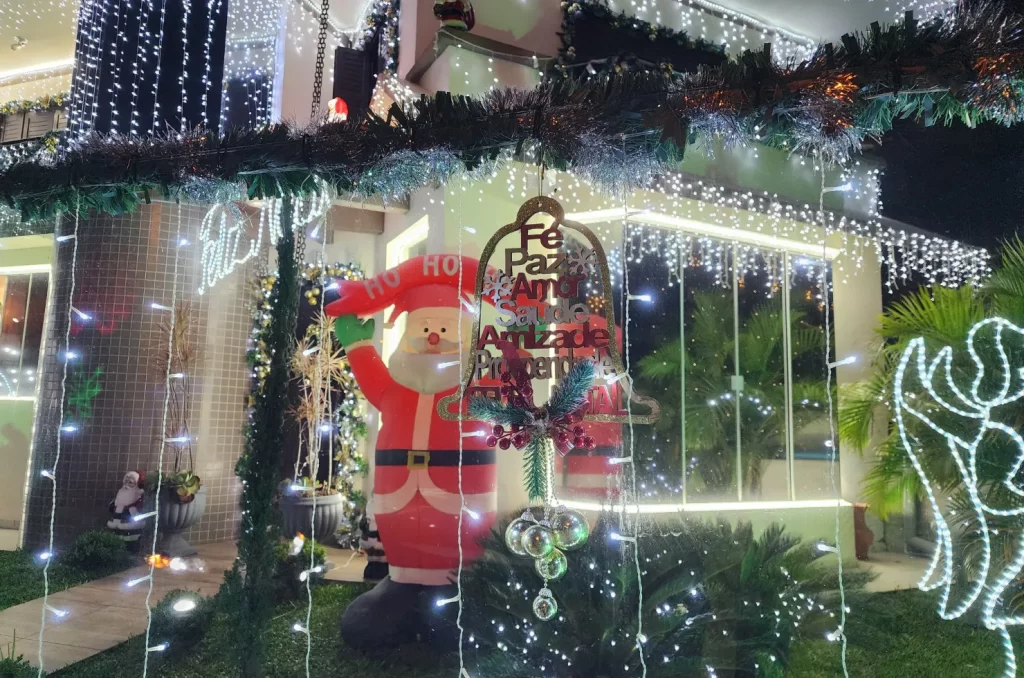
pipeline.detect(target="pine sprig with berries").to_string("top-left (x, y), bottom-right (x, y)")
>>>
top-left (468, 341), bottom-right (596, 500)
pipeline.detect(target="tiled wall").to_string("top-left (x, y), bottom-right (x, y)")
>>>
top-left (24, 202), bottom-right (260, 550)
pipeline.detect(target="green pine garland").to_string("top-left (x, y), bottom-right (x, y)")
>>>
top-left (224, 197), bottom-right (298, 677)
top-left (3, 3), bottom-right (1024, 225)
top-left (0, 92), bottom-right (69, 121)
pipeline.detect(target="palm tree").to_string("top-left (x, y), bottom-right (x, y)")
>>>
top-left (639, 291), bottom-right (828, 499)
top-left (839, 236), bottom-right (1024, 610)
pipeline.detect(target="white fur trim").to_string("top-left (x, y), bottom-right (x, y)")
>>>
top-left (389, 565), bottom-right (454, 586)
top-left (374, 469), bottom-right (496, 516)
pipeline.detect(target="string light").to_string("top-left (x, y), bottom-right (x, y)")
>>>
top-left (36, 199), bottom-right (80, 676)
top-left (598, 0), bottom-right (816, 63)
top-left (198, 186), bottom-right (331, 294)
top-left (505, 164), bottom-right (989, 290)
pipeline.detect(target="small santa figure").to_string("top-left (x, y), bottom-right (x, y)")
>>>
top-left (107, 470), bottom-right (146, 546)
top-left (433, 0), bottom-right (474, 31)
top-left (328, 255), bottom-right (495, 649)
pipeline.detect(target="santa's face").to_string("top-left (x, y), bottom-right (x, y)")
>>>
top-left (123, 473), bottom-right (138, 490)
top-left (390, 307), bottom-right (470, 394)
top-left (399, 307), bottom-right (467, 355)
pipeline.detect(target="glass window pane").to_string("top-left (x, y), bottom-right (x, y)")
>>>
top-left (19, 274), bottom-right (48, 396)
top-left (736, 251), bottom-right (788, 501)
top-left (680, 241), bottom-right (737, 503)
top-left (789, 257), bottom-right (837, 499)
top-left (0, 275), bottom-right (29, 396)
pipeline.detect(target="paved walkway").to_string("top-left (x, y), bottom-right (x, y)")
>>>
top-left (0, 541), bottom-right (367, 672)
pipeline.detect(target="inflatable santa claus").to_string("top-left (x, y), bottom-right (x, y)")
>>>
top-left (328, 254), bottom-right (495, 649)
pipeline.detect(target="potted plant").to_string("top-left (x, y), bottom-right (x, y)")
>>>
top-left (153, 302), bottom-right (205, 556)
top-left (279, 312), bottom-right (351, 541)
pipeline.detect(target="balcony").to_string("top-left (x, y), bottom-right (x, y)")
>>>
top-left (0, 109), bottom-right (67, 145)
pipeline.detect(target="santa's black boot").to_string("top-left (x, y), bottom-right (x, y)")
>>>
top-left (340, 576), bottom-right (422, 650)
top-left (419, 583), bottom-right (460, 652)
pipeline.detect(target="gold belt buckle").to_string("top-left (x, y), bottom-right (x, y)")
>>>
top-left (407, 450), bottom-right (430, 469)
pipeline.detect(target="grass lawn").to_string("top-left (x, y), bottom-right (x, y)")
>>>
top-left (52, 584), bottom-right (1018, 678)
top-left (0, 550), bottom-right (131, 613)
top-left (790, 589), bottom-right (1018, 678)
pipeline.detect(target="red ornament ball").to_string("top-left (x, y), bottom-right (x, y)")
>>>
top-left (485, 435), bottom-right (498, 447)
top-left (493, 424), bottom-right (505, 436)
top-left (498, 438), bottom-right (511, 450)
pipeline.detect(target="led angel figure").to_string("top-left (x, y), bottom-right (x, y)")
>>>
top-left (894, 317), bottom-right (1024, 678)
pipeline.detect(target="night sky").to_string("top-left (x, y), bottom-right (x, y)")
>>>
top-left (877, 120), bottom-right (1024, 253)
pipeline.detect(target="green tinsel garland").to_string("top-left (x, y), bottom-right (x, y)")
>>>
top-left (224, 197), bottom-right (298, 677)
top-left (1, 3), bottom-right (1023, 224)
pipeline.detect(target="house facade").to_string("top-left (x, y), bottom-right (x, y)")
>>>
top-left (0, 0), bottom-right (985, 562)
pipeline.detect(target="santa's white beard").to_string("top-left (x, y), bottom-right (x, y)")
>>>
top-left (114, 486), bottom-right (143, 512)
top-left (389, 351), bottom-right (461, 394)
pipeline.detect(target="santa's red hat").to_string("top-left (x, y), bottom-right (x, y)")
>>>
top-left (325, 255), bottom-right (495, 325)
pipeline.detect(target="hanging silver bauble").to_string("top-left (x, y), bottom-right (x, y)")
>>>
top-left (504, 518), bottom-right (532, 557)
top-left (551, 509), bottom-right (590, 551)
top-left (534, 548), bottom-right (568, 581)
top-left (521, 524), bottom-right (556, 559)
top-left (532, 588), bottom-right (559, 621)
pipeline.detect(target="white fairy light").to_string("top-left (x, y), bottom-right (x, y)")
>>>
top-left (142, 204), bottom-right (184, 678)
top-left (172, 598), bottom-right (197, 613)
top-left (894, 317), bottom-right (1024, 678)
top-left (132, 511), bottom-right (158, 522)
top-left (297, 565), bottom-right (323, 582)
top-left (198, 185), bottom-right (331, 294)
top-left (45, 605), bottom-right (69, 619)
top-left (514, 167), bottom-right (989, 291)
top-left (436, 594), bottom-right (460, 608)
top-left (37, 197), bottom-right (81, 675)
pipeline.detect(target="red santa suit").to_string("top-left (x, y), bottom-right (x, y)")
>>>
top-left (327, 255), bottom-right (496, 586)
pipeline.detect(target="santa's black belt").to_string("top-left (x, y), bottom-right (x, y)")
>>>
top-left (376, 449), bottom-right (495, 469)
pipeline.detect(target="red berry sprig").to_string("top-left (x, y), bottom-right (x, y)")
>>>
top-left (483, 369), bottom-right (596, 455)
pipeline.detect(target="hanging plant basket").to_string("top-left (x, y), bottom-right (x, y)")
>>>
top-left (279, 492), bottom-right (346, 543)
top-left (158, 485), bottom-right (207, 557)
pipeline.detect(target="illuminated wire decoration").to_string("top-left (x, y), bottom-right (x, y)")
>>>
top-left (893, 317), bottom-right (1024, 678)
top-left (197, 186), bottom-right (333, 294)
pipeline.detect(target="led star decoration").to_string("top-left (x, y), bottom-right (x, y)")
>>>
top-left (893, 317), bottom-right (1024, 678)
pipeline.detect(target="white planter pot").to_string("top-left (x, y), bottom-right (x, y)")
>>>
top-left (157, 486), bottom-right (207, 557)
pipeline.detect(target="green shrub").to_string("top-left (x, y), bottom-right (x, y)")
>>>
top-left (0, 634), bottom-right (40, 678)
top-left (61, 531), bottom-right (136, 574)
top-left (272, 539), bottom-right (327, 603)
top-left (462, 513), bottom-right (871, 678)
top-left (148, 590), bottom-right (218, 658)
